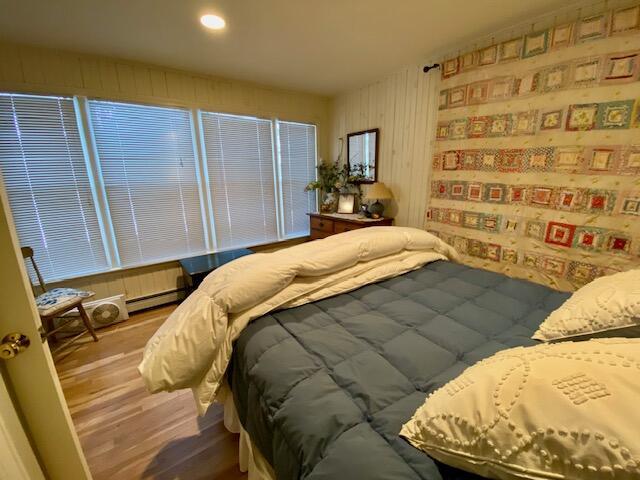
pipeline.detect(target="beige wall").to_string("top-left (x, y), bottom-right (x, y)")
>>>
top-left (0, 41), bottom-right (329, 309)
top-left (329, 64), bottom-right (439, 228)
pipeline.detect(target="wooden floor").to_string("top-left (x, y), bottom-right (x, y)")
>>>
top-left (54, 304), bottom-right (248, 480)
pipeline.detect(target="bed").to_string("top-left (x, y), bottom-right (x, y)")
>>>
top-left (227, 260), bottom-right (570, 480)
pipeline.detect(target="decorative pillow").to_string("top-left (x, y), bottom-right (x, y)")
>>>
top-left (400, 338), bottom-right (640, 480)
top-left (533, 269), bottom-right (640, 342)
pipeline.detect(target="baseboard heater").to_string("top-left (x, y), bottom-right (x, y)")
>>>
top-left (126, 288), bottom-right (187, 313)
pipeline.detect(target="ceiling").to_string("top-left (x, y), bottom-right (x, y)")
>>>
top-left (0, 0), bottom-right (574, 96)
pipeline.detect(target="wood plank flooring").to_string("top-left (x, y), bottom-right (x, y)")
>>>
top-left (54, 304), bottom-right (248, 480)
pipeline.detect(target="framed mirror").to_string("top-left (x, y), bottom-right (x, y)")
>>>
top-left (347, 128), bottom-right (379, 184)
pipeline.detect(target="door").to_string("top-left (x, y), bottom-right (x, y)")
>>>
top-left (0, 372), bottom-right (43, 480)
top-left (0, 179), bottom-right (91, 479)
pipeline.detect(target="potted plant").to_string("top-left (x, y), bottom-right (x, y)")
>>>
top-left (305, 161), bottom-right (367, 212)
top-left (305, 161), bottom-right (339, 212)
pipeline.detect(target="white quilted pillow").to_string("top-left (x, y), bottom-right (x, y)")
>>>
top-left (400, 338), bottom-right (640, 480)
top-left (533, 269), bottom-right (640, 342)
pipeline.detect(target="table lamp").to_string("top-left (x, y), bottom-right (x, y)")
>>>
top-left (364, 182), bottom-right (393, 218)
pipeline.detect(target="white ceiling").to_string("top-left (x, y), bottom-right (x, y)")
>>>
top-left (0, 0), bottom-right (573, 96)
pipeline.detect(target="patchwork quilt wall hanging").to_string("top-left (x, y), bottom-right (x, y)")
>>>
top-left (427, 3), bottom-right (640, 291)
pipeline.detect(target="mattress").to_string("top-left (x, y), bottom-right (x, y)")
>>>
top-left (228, 260), bottom-right (570, 480)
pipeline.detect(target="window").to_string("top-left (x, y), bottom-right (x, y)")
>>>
top-left (200, 112), bottom-right (279, 250)
top-left (0, 92), bottom-right (319, 282)
top-left (88, 100), bottom-right (206, 266)
top-left (277, 121), bottom-right (317, 238)
top-left (0, 94), bottom-right (109, 282)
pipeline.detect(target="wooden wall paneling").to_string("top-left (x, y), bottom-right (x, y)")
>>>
top-left (158, 265), bottom-right (181, 293)
top-left (121, 269), bottom-right (144, 300)
top-left (153, 264), bottom-right (178, 293)
top-left (217, 80), bottom-right (233, 107)
top-left (390, 69), bottom-right (406, 224)
top-left (359, 86), bottom-right (369, 129)
top-left (228, 81), bottom-right (241, 110)
top-left (193, 77), bottom-right (209, 105)
top-left (132, 65), bottom-right (153, 97)
top-left (149, 68), bottom-right (168, 98)
top-left (19, 46), bottom-right (45, 85)
top-left (102, 273), bottom-right (127, 299)
top-left (41, 52), bottom-right (66, 87)
top-left (404, 68), bottom-right (422, 227)
top-left (98, 59), bottom-right (119, 93)
top-left (401, 67), bottom-right (418, 224)
top-left (241, 84), bottom-right (255, 109)
top-left (208, 79), bottom-right (221, 106)
top-left (142, 266), bottom-right (164, 297)
top-left (181, 74), bottom-right (197, 103)
top-left (406, 68), bottom-right (424, 226)
top-left (412, 66), bottom-right (437, 226)
top-left (115, 63), bottom-right (136, 94)
top-left (80, 58), bottom-right (102, 91)
top-left (414, 71), bottom-right (434, 226)
top-left (95, 274), bottom-right (123, 300)
top-left (329, 63), bottom-right (439, 228)
top-left (384, 71), bottom-right (399, 213)
top-left (64, 54), bottom-right (84, 89)
top-left (164, 71), bottom-right (183, 100)
top-left (125, 265), bottom-right (159, 299)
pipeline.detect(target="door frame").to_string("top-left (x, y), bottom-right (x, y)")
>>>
top-left (0, 370), bottom-right (44, 480)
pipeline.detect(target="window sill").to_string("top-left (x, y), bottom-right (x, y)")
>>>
top-left (40, 234), bottom-right (310, 285)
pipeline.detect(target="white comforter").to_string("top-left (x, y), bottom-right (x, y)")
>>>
top-left (138, 226), bottom-right (458, 414)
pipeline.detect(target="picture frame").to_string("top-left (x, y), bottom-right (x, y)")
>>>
top-left (337, 193), bottom-right (356, 213)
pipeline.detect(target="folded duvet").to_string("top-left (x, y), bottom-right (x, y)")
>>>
top-left (138, 226), bottom-right (458, 414)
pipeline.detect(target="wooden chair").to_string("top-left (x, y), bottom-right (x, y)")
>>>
top-left (21, 247), bottom-right (98, 351)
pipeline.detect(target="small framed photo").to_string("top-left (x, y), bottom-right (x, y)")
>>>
top-left (337, 193), bottom-right (356, 213)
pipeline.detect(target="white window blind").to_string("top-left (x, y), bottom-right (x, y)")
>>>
top-left (0, 93), bottom-right (109, 282)
top-left (200, 112), bottom-right (278, 250)
top-left (277, 121), bottom-right (317, 238)
top-left (88, 100), bottom-right (206, 267)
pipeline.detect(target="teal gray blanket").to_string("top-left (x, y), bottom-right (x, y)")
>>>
top-left (228, 261), bottom-right (569, 479)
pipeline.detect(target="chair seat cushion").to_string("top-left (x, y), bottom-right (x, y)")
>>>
top-left (36, 288), bottom-right (94, 317)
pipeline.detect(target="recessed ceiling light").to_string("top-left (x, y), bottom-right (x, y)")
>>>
top-left (200, 14), bottom-right (226, 30)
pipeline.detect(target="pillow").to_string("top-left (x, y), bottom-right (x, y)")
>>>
top-left (533, 269), bottom-right (640, 342)
top-left (400, 338), bottom-right (640, 480)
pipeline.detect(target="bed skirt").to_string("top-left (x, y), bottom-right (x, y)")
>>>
top-left (223, 393), bottom-right (276, 480)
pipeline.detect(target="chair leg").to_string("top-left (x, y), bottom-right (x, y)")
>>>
top-left (43, 317), bottom-right (56, 344)
top-left (78, 304), bottom-right (98, 342)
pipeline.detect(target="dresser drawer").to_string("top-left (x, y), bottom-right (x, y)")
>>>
top-left (333, 221), bottom-right (363, 234)
top-left (310, 229), bottom-right (333, 240)
top-left (310, 216), bottom-right (334, 233)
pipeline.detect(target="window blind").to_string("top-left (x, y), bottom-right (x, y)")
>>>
top-left (88, 100), bottom-right (206, 267)
top-left (278, 121), bottom-right (317, 238)
top-left (200, 112), bottom-right (279, 250)
top-left (0, 93), bottom-right (109, 282)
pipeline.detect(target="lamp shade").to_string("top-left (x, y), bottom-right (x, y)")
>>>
top-left (364, 182), bottom-right (393, 200)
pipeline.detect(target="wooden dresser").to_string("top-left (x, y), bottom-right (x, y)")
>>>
top-left (308, 213), bottom-right (393, 240)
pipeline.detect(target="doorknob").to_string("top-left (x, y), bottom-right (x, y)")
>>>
top-left (0, 333), bottom-right (31, 360)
